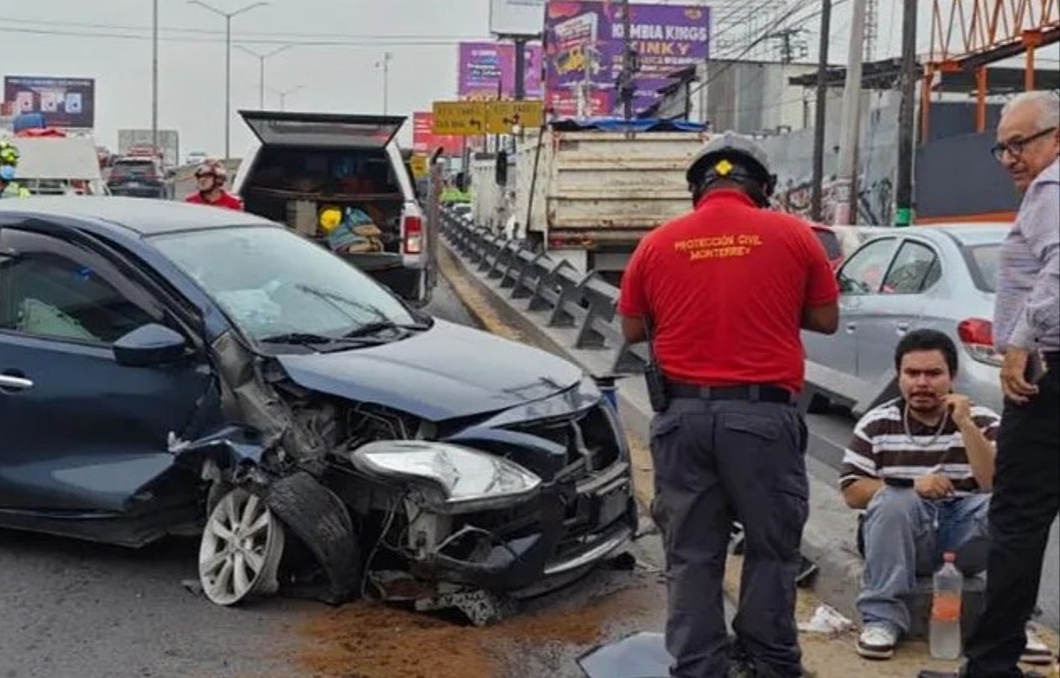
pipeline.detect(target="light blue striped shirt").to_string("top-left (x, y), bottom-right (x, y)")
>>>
top-left (994, 158), bottom-right (1060, 352)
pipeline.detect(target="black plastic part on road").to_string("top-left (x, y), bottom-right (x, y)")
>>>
top-left (577, 631), bottom-right (671, 678)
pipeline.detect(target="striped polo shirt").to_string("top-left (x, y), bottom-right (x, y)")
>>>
top-left (839, 398), bottom-right (1001, 496)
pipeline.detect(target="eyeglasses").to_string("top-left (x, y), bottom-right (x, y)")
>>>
top-left (990, 126), bottom-right (1057, 161)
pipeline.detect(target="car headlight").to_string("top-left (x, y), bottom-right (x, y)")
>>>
top-left (349, 440), bottom-right (542, 514)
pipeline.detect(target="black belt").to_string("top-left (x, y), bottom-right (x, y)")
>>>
top-left (664, 381), bottom-right (793, 404)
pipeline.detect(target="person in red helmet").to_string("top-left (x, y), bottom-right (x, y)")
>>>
top-left (185, 160), bottom-right (243, 210)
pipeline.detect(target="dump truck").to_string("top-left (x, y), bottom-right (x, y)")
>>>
top-left (484, 119), bottom-right (711, 283)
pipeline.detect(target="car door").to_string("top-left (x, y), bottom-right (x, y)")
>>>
top-left (0, 226), bottom-right (213, 513)
top-left (854, 238), bottom-right (942, 381)
top-left (803, 237), bottom-right (899, 377)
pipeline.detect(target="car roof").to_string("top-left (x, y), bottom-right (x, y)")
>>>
top-left (0, 196), bottom-right (277, 236)
top-left (913, 222), bottom-right (1010, 246)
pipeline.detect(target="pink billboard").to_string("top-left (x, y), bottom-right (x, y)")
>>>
top-left (457, 41), bottom-right (544, 100)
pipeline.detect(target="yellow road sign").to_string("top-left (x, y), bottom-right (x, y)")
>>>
top-left (485, 100), bottom-right (545, 134)
top-left (432, 101), bottom-right (487, 136)
top-left (410, 154), bottom-right (428, 179)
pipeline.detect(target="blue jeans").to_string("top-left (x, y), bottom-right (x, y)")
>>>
top-left (857, 487), bottom-right (991, 634)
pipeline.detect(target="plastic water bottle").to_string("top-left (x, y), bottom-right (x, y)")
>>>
top-left (930, 551), bottom-right (963, 660)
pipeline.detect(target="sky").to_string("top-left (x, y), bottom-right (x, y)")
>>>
top-left (1, 0), bottom-right (1055, 159)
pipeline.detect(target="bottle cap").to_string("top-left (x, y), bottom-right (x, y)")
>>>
top-left (944, 551), bottom-right (956, 563)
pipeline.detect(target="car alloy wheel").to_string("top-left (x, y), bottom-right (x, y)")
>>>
top-left (198, 486), bottom-right (285, 606)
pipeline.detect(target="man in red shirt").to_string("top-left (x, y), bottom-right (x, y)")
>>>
top-left (185, 159), bottom-right (244, 210)
top-left (618, 132), bottom-right (839, 678)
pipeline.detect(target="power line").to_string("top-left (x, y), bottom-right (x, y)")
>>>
top-left (0, 24), bottom-right (475, 47)
top-left (689, 0), bottom-right (840, 99)
top-left (0, 15), bottom-right (484, 42)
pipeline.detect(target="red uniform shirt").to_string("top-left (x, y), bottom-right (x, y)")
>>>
top-left (186, 191), bottom-right (244, 211)
top-left (618, 190), bottom-right (839, 394)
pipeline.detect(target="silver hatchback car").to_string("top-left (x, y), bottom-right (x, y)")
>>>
top-left (803, 223), bottom-right (1008, 415)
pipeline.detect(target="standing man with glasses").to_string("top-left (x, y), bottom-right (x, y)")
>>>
top-left (921, 90), bottom-right (1059, 678)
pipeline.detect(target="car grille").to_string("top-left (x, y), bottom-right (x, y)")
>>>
top-left (511, 404), bottom-right (621, 479)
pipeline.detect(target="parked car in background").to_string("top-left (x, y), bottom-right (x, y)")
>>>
top-left (0, 197), bottom-right (635, 618)
top-left (809, 223), bottom-right (846, 269)
top-left (803, 223), bottom-right (1008, 415)
top-left (186, 151), bottom-right (209, 166)
top-left (107, 154), bottom-right (169, 199)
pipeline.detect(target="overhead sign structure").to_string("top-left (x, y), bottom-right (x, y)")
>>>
top-left (432, 101), bottom-right (487, 136)
top-left (490, 0), bottom-right (547, 36)
top-left (3, 75), bottom-right (96, 128)
top-left (485, 100), bottom-right (545, 133)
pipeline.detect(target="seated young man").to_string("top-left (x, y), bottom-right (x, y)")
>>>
top-left (839, 329), bottom-right (1050, 662)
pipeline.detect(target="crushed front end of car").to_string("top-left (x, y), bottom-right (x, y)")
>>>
top-left (177, 325), bottom-right (636, 619)
top-left (341, 377), bottom-right (637, 621)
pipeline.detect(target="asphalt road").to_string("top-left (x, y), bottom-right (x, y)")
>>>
top-left (806, 407), bottom-right (1060, 633)
top-left (0, 275), bottom-right (675, 678)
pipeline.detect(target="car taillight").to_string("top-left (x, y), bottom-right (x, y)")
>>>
top-left (402, 214), bottom-right (423, 255)
top-left (958, 318), bottom-right (1003, 366)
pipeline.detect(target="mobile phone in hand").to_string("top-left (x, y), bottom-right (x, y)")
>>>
top-left (1026, 350), bottom-right (1049, 385)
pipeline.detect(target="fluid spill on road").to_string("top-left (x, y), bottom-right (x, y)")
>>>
top-left (293, 572), bottom-right (660, 678)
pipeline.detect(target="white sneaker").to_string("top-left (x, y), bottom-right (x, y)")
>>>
top-left (1021, 625), bottom-right (1053, 666)
top-left (857, 623), bottom-right (899, 660)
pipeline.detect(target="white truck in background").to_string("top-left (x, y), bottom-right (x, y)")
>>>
top-left (475, 123), bottom-right (710, 284)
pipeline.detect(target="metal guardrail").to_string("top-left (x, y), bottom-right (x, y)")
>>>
top-left (439, 206), bottom-right (895, 416)
top-left (439, 207), bottom-right (649, 376)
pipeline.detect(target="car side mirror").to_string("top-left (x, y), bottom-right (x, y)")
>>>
top-left (113, 323), bottom-right (188, 367)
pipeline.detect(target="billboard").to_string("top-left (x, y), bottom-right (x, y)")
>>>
top-left (543, 1), bottom-right (709, 117)
top-left (412, 112), bottom-right (465, 156)
top-left (3, 76), bottom-right (96, 128)
top-left (489, 0), bottom-right (547, 35)
top-left (457, 41), bottom-right (544, 100)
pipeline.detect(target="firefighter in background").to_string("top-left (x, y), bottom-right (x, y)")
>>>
top-left (185, 159), bottom-right (243, 210)
top-left (0, 141), bottom-right (30, 198)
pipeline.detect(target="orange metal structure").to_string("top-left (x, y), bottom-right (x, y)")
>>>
top-left (925, 0), bottom-right (1060, 138)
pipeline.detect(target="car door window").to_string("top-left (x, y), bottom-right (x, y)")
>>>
top-left (0, 235), bottom-right (156, 345)
top-left (881, 240), bottom-right (941, 294)
top-left (837, 238), bottom-right (898, 295)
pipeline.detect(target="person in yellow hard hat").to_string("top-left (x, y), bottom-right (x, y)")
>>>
top-left (0, 140), bottom-right (31, 198)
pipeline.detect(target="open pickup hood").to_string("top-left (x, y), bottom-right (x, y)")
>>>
top-left (238, 111), bottom-right (406, 149)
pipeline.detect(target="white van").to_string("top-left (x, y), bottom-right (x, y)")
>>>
top-left (231, 111), bottom-right (432, 305)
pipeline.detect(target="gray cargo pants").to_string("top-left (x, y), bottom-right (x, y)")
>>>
top-left (650, 396), bottom-right (809, 678)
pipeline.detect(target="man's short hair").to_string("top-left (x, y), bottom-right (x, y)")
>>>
top-left (1001, 90), bottom-right (1060, 131)
top-left (894, 329), bottom-right (959, 376)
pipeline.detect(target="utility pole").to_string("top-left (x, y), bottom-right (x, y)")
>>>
top-left (832, 0), bottom-right (867, 225)
top-left (188, 1), bottom-right (269, 160)
top-left (376, 52), bottom-right (392, 116)
top-left (152, 0), bottom-right (159, 155)
top-left (618, 0), bottom-right (639, 121)
top-left (513, 37), bottom-right (527, 100)
top-left (237, 45), bottom-right (292, 109)
top-left (270, 84), bottom-right (303, 111)
top-left (810, 0), bottom-right (832, 222)
top-left (894, 0), bottom-right (918, 226)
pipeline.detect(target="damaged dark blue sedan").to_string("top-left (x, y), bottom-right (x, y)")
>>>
top-left (0, 197), bottom-right (636, 620)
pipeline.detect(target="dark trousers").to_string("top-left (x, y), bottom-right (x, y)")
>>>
top-left (965, 353), bottom-right (1060, 678)
top-left (649, 397), bottom-right (809, 678)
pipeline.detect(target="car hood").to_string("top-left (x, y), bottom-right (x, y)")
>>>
top-left (276, 319), bottom-right (583, 420)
